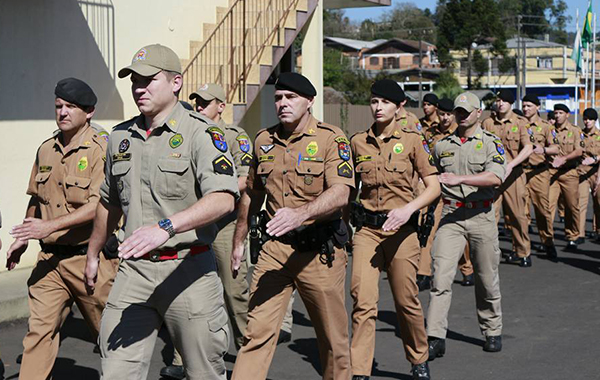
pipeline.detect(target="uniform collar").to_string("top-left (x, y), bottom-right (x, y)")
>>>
top-left (274, 114), bottom-right (319, 142)
top-left (556, 121), bottom-right (572, 131)
top-left (128, 102), bottom-right (186, 137)
top-left (449, 124), bottom-right (484, 143)
top-left (494, 110), bottom-right (518, 124)
top-left (421, 115), bottom-right (439, 128)
top-left (527, 114), bottom-right (543, 126)
top-left (583, 127), bottom-right (599, 137)
top-left (367, 122), bottom-right (404, 141)
top-left (217, 119), bottom-right (229, 130)
top-left (54, 123), bottom-right (94, 152)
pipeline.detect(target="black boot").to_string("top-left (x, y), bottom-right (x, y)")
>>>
top-left (416, 275), bottom-right (432, 291)
top-left (483, 335), bottom-right (502, 352)
top-left (411, 362), bottom-right (430, 380)
top-left (461, 273), bottom-right (474, 286)
top-left (545, 244), bottom-right (558, 261)
top-left (160, 365), bottom-right (185, 380)
top-left (427, 337), bottom-right (445, 361)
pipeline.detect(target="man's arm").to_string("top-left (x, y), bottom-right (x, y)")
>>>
top-left (6, 197), bottom-right (39, 270)
top-left (84, 199), bottom-right (123, 292)
top-left (266, 183), bottom-right (351, 237)
top-left (117, 191), bottom-right (235, 259)
top-left (439, 172), bottom-right (502, 188)
top-left (552, 148), bottom-right (583, 168)
top-left (383, 174), bottom-right (441, 231)
top-left (231, 188), bottom-right (266, 275)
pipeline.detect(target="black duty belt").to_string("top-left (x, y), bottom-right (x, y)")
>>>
top-left (276, 219), bottom-right (348, 253)
top-left (40, 243), bottom-right (88, 256)
top-left (362, 208), bottom-right (389, 229)
top-left (523, 163), bottom-right (548, 170)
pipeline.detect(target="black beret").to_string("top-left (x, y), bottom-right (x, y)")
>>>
top-left (547, 111), bottom-right (555, 120)
top-left (522, 94), bottom-right (540, 106)
top-left (437, 98), bottom-right (454, 112)
top-left (423, 93), bottom-right (439, 106)
top-left (371, 79), bottom-right (405, 104)
top-left (497, 89), bottom-right (514, 104)
top-left (583, 108), bottom-right (598, 120)
top-left (275, 72), bottom-right (316, 97)
top-left (554, 103), bottom-right (570, 113)
top-left (54, 78), bottom-right (97, 108)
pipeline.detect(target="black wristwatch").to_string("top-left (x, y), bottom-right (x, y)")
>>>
top-left (158, 218), bottom-right (176, 238)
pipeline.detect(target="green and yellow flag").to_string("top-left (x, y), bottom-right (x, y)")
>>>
top-left (582, 1), bottom-right (594, 48)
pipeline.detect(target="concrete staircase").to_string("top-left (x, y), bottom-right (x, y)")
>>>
top-left (180, 0), bottom-right (318, 125)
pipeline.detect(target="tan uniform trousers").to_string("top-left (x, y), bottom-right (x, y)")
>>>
top-left (427, 204), bottom-right (502, 339)
top-left (524, 167), bottom-right (554, 246)
top-left (213, 220), bottom-right (249, 350)
top-left (494, 166), bottom-right (531, 257)
top-left (420, 199), bottom-right (473, 277)
top-left (579, 172), bottom-right (600, 238)
top-left (350, 226), bottom-right (428, 375)
top-left (231, 239), bottom-right (350, 380)
top-left (548, 168), bottom-right (581, 241)
top-left (99, 253), bottom-right (229, 380)
top-left (20, 251), bottom-right (117, 380)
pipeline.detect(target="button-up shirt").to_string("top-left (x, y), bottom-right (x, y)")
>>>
top-left (553, 121), bottom-right (583, 169)
top-left (579, 127), bottom-right (600, 176)
top-left (482, 110), bottom-right (531, 162)
top-left (27, 124), bottom-right (107, 245)
top-left (524, 115), bottom-right (556, 167)
top-left (247, 115), bottom-right (355, 223)
top-left (100, 102), bottom-right (240, 255)
top-left (433, 125), bottom-right (507, 202)
top-left (351, 124), bottom-right (438, 212)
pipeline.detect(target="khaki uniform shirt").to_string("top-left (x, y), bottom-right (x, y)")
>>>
top-left (420, 115), bottom-right (440, 136)
top-left (579, 128), bottom-right (600, 176)
top-left (398, 110), bottom-right (423, 133)
top-left (27, 124), bottom-right (107, 245)
top-left (553, 121), bottom-right (583, 168)
top-left (433, 125), bottom-right (507, 202)
top-left (482, 111), bottom-right (531, 162)
top-left (217, 120), bottom-right (253, 228)
top-left (247, 115), bottom-right (355, 224)
top-left (524, 115), bottom-right (556, 167)
top-left (351, 124), bottom-right (438, 212)
top-left (100, 103), bottom-right (240, 255)
top-left (423, 121), bottom-right (457, 147)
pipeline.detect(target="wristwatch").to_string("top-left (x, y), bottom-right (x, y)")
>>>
top-left (158, 218), bottom-right (176, 238)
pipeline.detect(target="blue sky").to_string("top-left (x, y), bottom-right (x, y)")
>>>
top-left (342, 0), bottom-right (595, 32)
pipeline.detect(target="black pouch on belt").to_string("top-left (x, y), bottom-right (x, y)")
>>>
top-left (103, 234), bottom-right (120, 259)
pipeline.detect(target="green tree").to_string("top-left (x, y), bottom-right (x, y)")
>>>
top-left (497, 0), bottom-right (571, 44)
top-left (436, 0), bottom-right (507, 89)
top-left (323, 9), bottom-right (353, 37)
top-left (434, 69), bottom-right (463, 100)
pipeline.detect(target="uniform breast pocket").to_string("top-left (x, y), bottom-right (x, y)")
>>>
top-left (257, 162), bottom-right (274, 188)
top-left (506, 136), bottom-right (520, 151)
top-left (384, 160), bottom-right (408, 184)
top-left (356, 161), bottom-right (376, 185)
top-left (156, 158), bottom-right (190, 200)
top-left (440, 157), bottom-right (454, 170)
top-left (34, 172), bottom-right (52, 203)
top-left (112, 162), bottom-right (132, 205)
top-left (468, 153), bottom-right (486, 171)
top-left (295, 161), bottom-right (324, 195)
top-left (65, 175), bottom-right (92, 205)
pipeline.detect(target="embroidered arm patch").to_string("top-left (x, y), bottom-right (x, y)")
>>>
top-left (213, 155), bottom-right (234, 175)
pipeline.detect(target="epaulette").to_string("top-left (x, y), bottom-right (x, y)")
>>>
top-left (402, 127), bottom-right (421, 135)
top-left (482, 129), bottom-right (499, 139)
top-left (349, 130), bottom-right (367, 142)
top-left (316, 121), bottom-right (341, 134)
top-left (112, 116), bottom-right (137, 131)
top-left (516, 115), bottom-right (529, 123)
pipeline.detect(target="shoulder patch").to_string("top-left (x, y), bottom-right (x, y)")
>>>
top-left (241, 153), bottom-right (252, 166)
top-left (236, 134), bottom-right (251, 153)
top-left (493, 139), bottom-right (505, 155)
top-left (335, 136), bottom-right (351, 161)
top-left (420, 135), bottom-right (431, 154)
top-left (213, 155), bottom-right (234, 175)
top-left (97, 131), bottom-right (110, 143)
top-left (337, 161), bottom-right (353, 178)
top-left (207, 126), bottom-right (228, 152)
top-left (493, 154), bottom-right (505, 164)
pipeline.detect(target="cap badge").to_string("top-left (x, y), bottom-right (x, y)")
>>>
top-left (200, 84), bottom-right (209, 91)
top-left (134, 48), bottom-right (147, 61)
top-left (459, 95), bottom-right (467, 102)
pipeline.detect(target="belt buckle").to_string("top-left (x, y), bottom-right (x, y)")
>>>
top-left (149, 251), bottom-right (160, 262)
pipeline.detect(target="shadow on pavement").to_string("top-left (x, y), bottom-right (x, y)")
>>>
top-left (51, 358), bottom-right (99, 380)
top-left (287, 337), bottom-right (322, 376)
top-left (291, 310), bottom-right (313, 328)
top-left (447, 329), bottom-right (485, 347)
top-left (371, 360), bottom-right (413, 380)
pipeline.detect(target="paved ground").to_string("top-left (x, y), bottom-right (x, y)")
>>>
top-left (1, 215), bottom-right (599, 380)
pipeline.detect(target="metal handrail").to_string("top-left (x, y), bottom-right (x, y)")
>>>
top-left (181, 0), bottom-right (301, 105)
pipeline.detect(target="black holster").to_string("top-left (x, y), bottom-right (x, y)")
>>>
top-left (103, 234), bottom-right (120, 259)
top-left (418, 205), bottom-right (436, 248)
top-left (249, 210), bottom-right (268, 264)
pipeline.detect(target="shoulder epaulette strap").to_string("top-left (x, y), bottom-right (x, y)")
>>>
top-left (112, 116), bottom-right (136, 131)
top-left (189, 111), bottom-right (215, 125)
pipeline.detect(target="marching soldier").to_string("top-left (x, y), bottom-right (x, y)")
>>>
top-left (546, 104), bottom-right (583, 252)
top-left (84, 44), bottom-right (239, 380)
top-left (482, 89), bottom-right (533, 266)
top-left (6, 78), bottom-right (118, 380)
top-left (421, 98), bottom-right (475, 287)
top-left (230, 72), bottom-right (353, 380)
top-left (578, 108), bottom-right (600, 242)
top-left (521, 94), bottom-right (558, 257)
top-left (349, 79), bottom-right (439, 380)
top-left (427, 92), bottom-right (506, 359)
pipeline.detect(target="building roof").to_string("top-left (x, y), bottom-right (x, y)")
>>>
top-left (324, 36), bottom-right (385, 52)
top-left (363, 38), bottom-right (436, 55)
top-left (476, 37), bottom-right (564, 50)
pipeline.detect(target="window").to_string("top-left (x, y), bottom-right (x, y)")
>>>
top-left (383, 57), bottom-right (399, 69)
top-left (369, 57), bottom-right (379, 66)
top-left (537, 57), bottom-right (553, 69)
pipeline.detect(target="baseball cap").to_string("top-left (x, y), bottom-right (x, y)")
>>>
top-left (453, 92), bottom-right (480, 112)
top-left (189, 83), bottom-right (226, 102)
top-left (118, 44), bottom-right (182, 78)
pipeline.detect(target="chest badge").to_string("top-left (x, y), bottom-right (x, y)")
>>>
top-left (511, 126), bottom-right (519, 133)
top-left (475, 141), bottom-right (483, 150)
top-left (393, 143), bottom-right (404, 154)
top-left (119, 139), bottom-right (130, 153)
top-left (77, 156), bottom-right (88, 171)
top-left (304, 176), bottom-right (313, 185)
top-left (306, 141), bottom-right (318, 157)
top-left (169, 133), bottom-right (184, 149)
top-left (261, 144), bottom-right (274, 153)
top-left (567, 131), bottom-right (573, 138)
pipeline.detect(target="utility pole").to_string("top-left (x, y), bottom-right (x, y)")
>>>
top-left (419, 39), bottom-right (423, 108)
top-left (516, 15), bottom-right (522, 109)
top-left (522, 32), bottom-right (527, 103)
